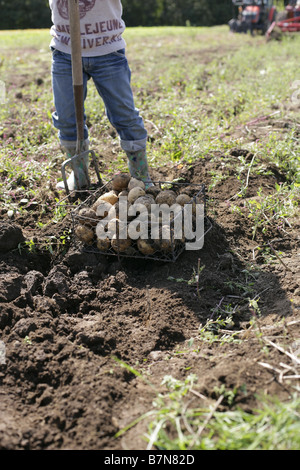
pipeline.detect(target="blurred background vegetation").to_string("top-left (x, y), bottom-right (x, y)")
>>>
top-left (0, 0), bottom-right (273, 30)
top-left (0, 0), bottom-right (288, 30)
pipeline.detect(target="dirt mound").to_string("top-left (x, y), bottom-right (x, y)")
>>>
top-left (0, 154), bottom-right (299, 450)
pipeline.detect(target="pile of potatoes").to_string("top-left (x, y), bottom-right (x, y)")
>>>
top-left (74, 173), bottom-right (195, 256)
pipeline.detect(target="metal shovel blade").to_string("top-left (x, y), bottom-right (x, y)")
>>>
top-left (61, 148), bottom-right (102, 195)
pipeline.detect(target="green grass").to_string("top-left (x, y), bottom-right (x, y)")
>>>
top-left (146, 381), bottom-right (300, 450)
top-left (115, 366), bottom-right (300, 450)
top-left (0, 29), bottom-right (50, 48)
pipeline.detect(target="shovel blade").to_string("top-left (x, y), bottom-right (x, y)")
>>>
top-left (61, 149), bottom-right (102, 194)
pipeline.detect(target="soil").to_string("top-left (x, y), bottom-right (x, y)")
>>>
top-left (1, 142), bottom-right (299, 450)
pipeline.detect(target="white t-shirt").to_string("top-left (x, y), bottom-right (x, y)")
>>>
top-left (49, 0), bottom-right (126, 56)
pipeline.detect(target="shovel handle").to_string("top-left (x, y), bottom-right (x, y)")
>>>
top-left (68, 0), bottom-right (84, 145)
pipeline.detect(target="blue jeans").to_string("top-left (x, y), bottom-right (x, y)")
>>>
top-left (51, 48), bottom-right (147, 153)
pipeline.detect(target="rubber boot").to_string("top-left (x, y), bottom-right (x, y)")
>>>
top-left (56, 140), bottom-right (90, 191)
top-left (126, 148), bottom-right (153, 188)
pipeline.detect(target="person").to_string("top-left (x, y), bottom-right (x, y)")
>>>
top-left (48, 0), bottom-right (152, 190)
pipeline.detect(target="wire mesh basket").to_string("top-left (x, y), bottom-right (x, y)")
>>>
top-left (70, 180), bottom-right (211, 262)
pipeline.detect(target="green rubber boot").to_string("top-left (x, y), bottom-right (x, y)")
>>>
top-left (56, 140), bottom-right (90, 191)
top-left (126, 148), bottom-right (153, 188)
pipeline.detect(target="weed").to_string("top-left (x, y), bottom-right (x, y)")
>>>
top-left (213, 384), bottom-right (239, 407)
top-left (234, 183), bottom-right (299, 240)
top-left (167, 259), bottom-right (204, 299)
top-left (197, 317), bottom-right (242, 345)
top-left (24, 239), bottom-right (37, 253)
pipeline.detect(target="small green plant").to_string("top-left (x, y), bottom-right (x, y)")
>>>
top-left (244, 184), bottom-right (299, 240)
top-left (207, 168), bottom-right (228, 191)
top-left (52, 199), bottom-right (69, 223)
top-left (247, 297), bottom-right (271, 354)
top-left (213, 384), bottom-right (239, 407)
top-left (24, 239), bottom-right (37, 253)
top-left (197, 317), bottom-right (241, 345)
top-left (168, 259), bottom-right (205, 298)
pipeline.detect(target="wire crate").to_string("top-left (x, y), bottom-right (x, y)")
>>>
top-left (70, 180), bottom-right (210, 262)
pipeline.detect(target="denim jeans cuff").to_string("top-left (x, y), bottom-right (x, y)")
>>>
top-left (120, 137), bottom-right (147, 153)
top-left (60, 138), bottom-right (90, 149)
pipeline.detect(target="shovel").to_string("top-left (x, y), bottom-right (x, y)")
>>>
top-left (61, 0), bottom-right (102, 195)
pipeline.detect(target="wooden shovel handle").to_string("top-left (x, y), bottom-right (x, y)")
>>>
top-left (68, 0), bottom-right (84, 144)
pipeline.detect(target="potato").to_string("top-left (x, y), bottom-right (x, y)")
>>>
top-left (133, 195), bottom-right (155, 213)
top-left (128, 187), bottom-right (145, 204)
top-left (98, 190), bottom-right (118, 206)
top-left (95, 219), bottom-right (110, 239)
top-left (75, 224), bottom-right (94, 244)
top-left (106, 217), bottom-right (118, 237)
top-left (108, 203), bottom-right (118, 220)
top-left (96, 237), bottom-right (111, 251)
top-left (125, 202), bottom-right (136, 222)
top-left (158, 224), bottom-right (173, 252)
top-left (111, 234), bottom-right (132, 253)
top-left (128, 177), bottom-right (145, 191)
top-left (137, 238), bottom-right (157, 255)
top-left (136, 211), bottom-right (150, 223)
top-left (112, 199), bottom-right (133, 220)
top-left (146, 185), bottom-right (160, 198)
top-left (77, 207), bottom-right (98, 226)
top-left (111, 173), bottom-right (131, 191)
top-left (133, 219), bottom-right (149, 238)
top-left (107, 218), bottom-right (128, 238)
top-left (155, 190), bottom-right (177, 206)
top-left (176, 193), bottom-right (191, 206)
top-left (96, 217), bottom-right (127, 242)
top-left (122, 245), bottom-right (138, 256)
top-left (92, 199), bottom-right (112, 218)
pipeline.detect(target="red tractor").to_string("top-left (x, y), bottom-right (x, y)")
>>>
top-left (266, 0), bottom-right (300, 38)
top-left (229, 1), bottom-right (300, 36)
top-left (229, 0), bottom-right (277, 35)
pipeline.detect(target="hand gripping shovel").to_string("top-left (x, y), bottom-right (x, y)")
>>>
top-left (61, 0), bottom-right (102, 195)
